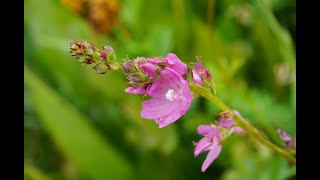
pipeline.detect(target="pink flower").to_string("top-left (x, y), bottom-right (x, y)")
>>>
top-left (277, 129), bottom-right (296, 154)
top-left (194, 125), bottom-right (222, 172)
top-left (140, 67), bottom-right (192, 128)
top-left (217, 110), bottom-right (245, 135)
top-left (192, 59), bottom-right (212, 85)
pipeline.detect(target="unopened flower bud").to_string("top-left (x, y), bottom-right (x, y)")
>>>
top-left (94, 63), bottom-right (109, 74)
top-left (85, 49), bottom-right (94, 57)
top-left (134, 57), bottom-right (147, 65)
top-left (128, 74), bottom-right (149, 88)
top-left (192, 58), bottom-right (212, 86)
top-left (277, 129), bottom-right (296, 154)
top-left (69, 40), bottom-right (121, 74)
top-left (101, 46), bottom-right (116, 62)
top-left (123, 60), bottom-right (137, 74)
top-left (217, 110), bottom-right (245, 135)
top-left (69, 40), bottom-right (97, 64)
top-left (78, 56), bottom-right (87, 63)
top-left (70, 43), bottom-right (79, 51)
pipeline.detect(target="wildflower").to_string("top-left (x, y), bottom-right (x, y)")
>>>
top-left (277, 129), bottom-right (296, 154)
top-left (193, 125), bottom-right (223, 172)
top-left (217, 110), bottom-right (245, 135)
top-left (124, 53), bottom-right (192, 127)
top-left (140, 68), bottom-right (192, 128)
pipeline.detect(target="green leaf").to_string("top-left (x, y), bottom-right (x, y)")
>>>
top-left (24, 65), bottom-right (132, 180)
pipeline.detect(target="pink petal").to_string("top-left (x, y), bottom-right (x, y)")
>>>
top-left (146, 57), bottom-right (165, 65)
top-left (147, 68), bottom-right (184, 98)
top-left (217, 119), bottom-right (236, 129)
top-left (182, 80), bottom-right (193, 111)
top-left (125, 87), bottom-right (147, 95)
top-left (232, 109), bottom-right (242, 117)
top-left (154, 109), bottom-right (182, 128)
top-left (141, 98), bottom-right (180, 119)
top-left (140, 67), bottom-right (193, 127)
top-left (233, 127), bottom-right (246, 135)
top-left (192, 61), bottom-right (212, 85)
top-left (194, 137), bottom-right (212, 157)
top-left (154, 85), bottom-right (191, 128)
top-left (197, 125), bottom-right (222, 139)
top-left (147, 77), bottom-right (178, 98)
top-left (201, 142), bottom-right (222, 172)
top-left (277, 129), bottom-right (294, 145)
top-left (192, 70), bottom-right (202, 84)
top-left (140, 64), bottom-right (156, 77)
top-left (166, 53), bottom-right (188, 75)
top-left (160, 67), bottom-right (185, 86)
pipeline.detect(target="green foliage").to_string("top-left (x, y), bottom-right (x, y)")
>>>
top-left (24, 0), bottom-right (296, 179)
top-left (25, 66), bottom-right (132, 179)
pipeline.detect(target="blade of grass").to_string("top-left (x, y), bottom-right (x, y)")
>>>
top-left (25, 65), bottom-right (132, 180)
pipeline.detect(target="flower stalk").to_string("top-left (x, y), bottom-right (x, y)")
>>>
top-left (68, 41), bottom-right (296, 166)
top-left (189, 83), bottom-right (296, 165)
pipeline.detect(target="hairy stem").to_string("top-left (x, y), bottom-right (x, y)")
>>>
top-left (190, 84), bottom-right (296, 165)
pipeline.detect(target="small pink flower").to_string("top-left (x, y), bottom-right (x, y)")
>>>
top-left (192, 59), bottom-right (212, 85)
top-left (140, 67), bottom-right (192, 128)
top-left (217, 110), bottom-right (245, 135)
top-left (194, 125), bottom-right (222, 172)
top-left (277, 129), bottom-right (296, 153)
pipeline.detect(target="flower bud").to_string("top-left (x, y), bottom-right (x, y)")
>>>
top-left (94, 63), bottom-right (109, 74)
top-left (69, 40), bottom-right (97, 64)
top-left (101, 46), bottom-right (116, 62)
top-left (123, 60), bottom-right (137, 74)
top-left (133, 57), bottom-right (147, 69)
top-left (192, 58), bottom-right (212, 87)
top-left (217, 110), bottom-right (245, 135)
top-left (128, 74), bottom-right (150, 88)
top-left (277, 129), bottom-right (296, 154)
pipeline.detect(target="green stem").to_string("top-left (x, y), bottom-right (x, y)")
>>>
top-left (190, 84), bottom-right (296, 165)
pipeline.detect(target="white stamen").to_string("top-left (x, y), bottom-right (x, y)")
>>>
top-left (165, 89), bottom-right (176, 101)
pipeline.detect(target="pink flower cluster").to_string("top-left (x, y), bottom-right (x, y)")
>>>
top-left (124, 53), bottom-right (192, 128)
top-left (69, 42), bottom-right (254, 173)
top-left (123, 52), bottom-right (245, 173)
top-left (193, 110), bottom-right (245, 172)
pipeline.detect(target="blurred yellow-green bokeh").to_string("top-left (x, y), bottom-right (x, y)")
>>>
top-left (24, 0), bottom-right (296, 179)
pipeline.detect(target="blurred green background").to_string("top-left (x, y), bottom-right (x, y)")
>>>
top-left (24, 0), bottom-right (296, 179)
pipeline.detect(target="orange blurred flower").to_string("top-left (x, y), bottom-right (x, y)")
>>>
top-left (61, 0), bottom-right (119, 34)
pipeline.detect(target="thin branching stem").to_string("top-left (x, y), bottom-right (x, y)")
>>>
top-left (190, 84), bottom-right (296, 165)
